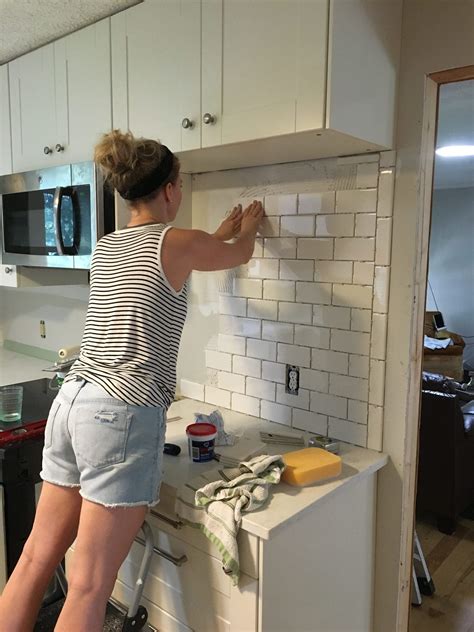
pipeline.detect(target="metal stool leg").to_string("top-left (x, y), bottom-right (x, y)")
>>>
top-left (412, 530), bottom-right (435, 606)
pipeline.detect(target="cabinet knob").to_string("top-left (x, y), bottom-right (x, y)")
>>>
top-left (4, 266), bottom-right (13, 274)
top-left (55, 144), bottom-right (65, 153)
top-left (44, 146), bottom-right (53, 155)
top-left (203, 113), bottom-right (216, 125)
top-left (181, 118), bottom-right (194, 129)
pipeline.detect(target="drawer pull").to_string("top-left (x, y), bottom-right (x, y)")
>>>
top-left (135, 535), bottom-right (188, 567)
top-left (154, 510), bottom-right (184, 530)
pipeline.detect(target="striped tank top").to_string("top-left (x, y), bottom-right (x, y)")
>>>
top-left (65, 223), bottom-right (188, 408)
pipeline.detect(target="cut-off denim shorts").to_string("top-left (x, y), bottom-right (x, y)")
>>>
top-left (40, 377), bottom-right (167, 508)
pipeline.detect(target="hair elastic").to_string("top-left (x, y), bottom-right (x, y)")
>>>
top-left (120, 146), bottom-right (174, 200)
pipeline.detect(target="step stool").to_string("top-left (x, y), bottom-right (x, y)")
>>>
top-left (411, 530), bottom-right (436, 606)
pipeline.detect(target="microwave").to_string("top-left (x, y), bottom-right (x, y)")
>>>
top-left (0, 162), bottom-right (115, 269)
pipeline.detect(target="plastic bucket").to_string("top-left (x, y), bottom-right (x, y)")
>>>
top-left (186, 423), bottom-right (217, 462)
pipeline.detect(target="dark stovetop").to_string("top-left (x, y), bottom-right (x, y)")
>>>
top-left (0, 377), bottom-right (57, 432)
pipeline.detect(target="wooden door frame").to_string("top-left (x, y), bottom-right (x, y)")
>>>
top-left (400, 64), bottom-right (474, 631)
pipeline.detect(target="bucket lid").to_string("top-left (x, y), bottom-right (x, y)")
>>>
top-left (186, 422), bottom-right (217, 437)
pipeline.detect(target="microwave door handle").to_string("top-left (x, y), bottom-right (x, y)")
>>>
top-left (53, 186), bottom-right (66, 255)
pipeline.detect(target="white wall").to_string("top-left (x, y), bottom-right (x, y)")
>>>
top-left (427, 186), bottom-right (474, 368)
top-left (376, 1), bottom-right (474, 630)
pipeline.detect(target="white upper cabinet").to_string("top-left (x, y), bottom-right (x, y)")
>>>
top-left (9, 20), bottom-right (111, 172)
top-left (0, 65), bottom-right (12, 175)
top-left (111, 0), bottom-right (201, 153)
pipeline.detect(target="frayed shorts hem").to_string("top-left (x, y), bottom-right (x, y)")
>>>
top-left (80, 490), bottom-right (161, 509)
top-left (40, 475), bottom-right (81, 489)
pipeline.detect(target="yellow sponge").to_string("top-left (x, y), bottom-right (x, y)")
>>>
top-left (281, 448), bottom-right (342, 486)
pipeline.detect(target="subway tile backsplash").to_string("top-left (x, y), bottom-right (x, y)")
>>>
top-left (180, 153), bottom-right (394, 449)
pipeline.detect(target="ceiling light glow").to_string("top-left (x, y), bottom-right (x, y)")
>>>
top-left (435, 145), bottom-right (474, 157)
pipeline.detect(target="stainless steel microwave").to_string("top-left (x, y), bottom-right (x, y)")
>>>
top-left (0, 162), bottom-right (115, 269)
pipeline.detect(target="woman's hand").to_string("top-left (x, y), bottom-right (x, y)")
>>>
top-left (240, 200), bottom-right (264, 235)
top-left (213, 205), bottom-right (243, 241)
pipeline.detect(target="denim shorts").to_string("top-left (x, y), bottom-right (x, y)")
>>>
top-left (40, 377), bottom-right (167, 508)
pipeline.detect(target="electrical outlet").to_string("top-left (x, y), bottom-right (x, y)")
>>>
top-left (286, 364), bottom-right (299, 395)
top-left (40, 320), bottom-right (46, 338)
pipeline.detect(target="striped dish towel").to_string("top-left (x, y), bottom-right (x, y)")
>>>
top-left (175, 454), bottom-right (285, 585)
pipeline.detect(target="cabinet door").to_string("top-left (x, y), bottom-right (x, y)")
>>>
top-left (111, 1), bottom-right (201, 153)
top-left (55, 19), bottom-right (112, 164)
top-left (205, 0), bottom-right (328, 147)
top-left (9, 45), bottom-right (59, 172)
top-left (0, 65), bottom-right (12, 175)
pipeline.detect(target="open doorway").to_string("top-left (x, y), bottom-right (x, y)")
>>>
top-left (410, 76), bottom-right (474, 631)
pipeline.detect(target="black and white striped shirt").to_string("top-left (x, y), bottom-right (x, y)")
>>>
top-left (65, 223), bottom-right (188, 408)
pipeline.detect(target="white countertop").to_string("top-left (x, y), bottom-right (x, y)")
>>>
top-left (0, 347), bottom-right (52, 386)
top-left (160, 398), bottom-right (388, 540)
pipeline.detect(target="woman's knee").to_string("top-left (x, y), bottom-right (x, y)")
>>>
top-left (66, 570), bottom-right (115, 603)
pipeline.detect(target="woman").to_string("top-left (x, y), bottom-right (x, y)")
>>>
top-left (0, 130), bottom-right (263, 631)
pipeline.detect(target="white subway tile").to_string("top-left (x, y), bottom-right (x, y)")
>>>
top-left (351, 309), bottom-right (372, 333)
top-left (219, 295), bottom-right (247, 317)
top-left (336, 189), bottom-right (377, 213)
top-left (218, 371), bottom-right (246, 394)
top-left (331, 330), bottom-right (370, 355)
top-left (314, 260), bottom-right (353, 283)
top-left (356, 163), bottom-right (379, 188)
top-left (205, 349), bottom-right (232, 372)
top-left (368, 405), bottom-right (384, 450)
top-left (248, 258), bottom-right (280, 280)
top-left (261, 400), bottom-right (291, 426)
top-left (296, 282), bottom-right (332, 304)
top-left (313, 305), bottom-right (351, 330)
top-left (348, 400), bottom-right (368, 424)
top-left (247, 338), bottom-right (277, 361)
top-left (292, 409), bottom-right (328, 435)
top-left (206, 367), bottom-right (218, 386)
top-left (349, 354), bottom-right (370, 379)
top-left (294, 324), bottom-right (330, 348)
top-left (379, 151), bottom-right (396, 168)
top-left (371, 313), bottom-right (388, 360)
top-left (277, 343), bottom-right (311, 368)
top-left (328, 418), bottom-right (367, 447)
top-left (316, 214), bottom-right (354, 237)
top-left (231, 393), bottom-right (260, 417)
top-left (264, 193), bottom-right (297, 216)
top-left (248, 298), bottom-right (278, 320)
top-left (330, 374), bottom-right (368, 402)
top-left (310, 392), bottom-right (347, 418)
top-left (297, 238), bottom-right (334, 260)
top-left (219, 315), bottom-right (261, 338)
top-left (300, 368), bottom-right (329, 393)
top-left (180, 379), bottom-right (204, 401)
top-left (232, 278), bottom-right (262, 299)
top-left (258, 216), bottom-right (280, 238)
top-left (298, 192), bottom-right (335, 214)
top-left (353, 262), bottom-right (374, 285)
top-left (279, 302), bottom-right (312, 325)
top-left (276, 384), bottom-right (310, 410)
top-left (373, 266), bottom-right (390, 313)
top-left (263, 238), bottom-right (297, 259)
top-left (233, 355), bottom-right (261, 378)
top-left (262, 320), bottom-right (294, 343)
top-left (246, 377), bottom-right (276, 401)
top-left (369, 359), bottom-right (386, 406)
top-left (253, 239), bottom-right (264, 258)
top-left (281, 215), bottom-right (315, 237)
top-left (280, 259), bottom-right (314, 281)
top-left (263, 280), bottom-right (295, 301)
top-left (218, 333), bottom-right (246, 355)
top-left (332, 284), bottom-right (373, 309)
top-left (355, 213), bottom-right (377, 237)
top-left (262, 361), bottom-right (286, 383)
top-left (377, 169), bottom-right (395, 217)
top-left (205, 386), bottom-right (231, 409)
top-left (375, 218), bottom-right (393, 265)
top-left (312, 349), bottom-right (348, 374)
top-left (334, 238), bottom-right (375, 261)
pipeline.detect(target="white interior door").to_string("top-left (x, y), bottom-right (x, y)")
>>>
top-left (112, 1), bottom-right (201, 153)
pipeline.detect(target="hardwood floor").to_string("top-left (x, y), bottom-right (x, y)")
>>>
top-left (409, 513), bottom-right (474, 632)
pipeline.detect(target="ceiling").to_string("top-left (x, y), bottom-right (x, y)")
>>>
top-left (0, 0), bottom-right (142, 64)
top-left (434, 79), bottom-right (474, 190)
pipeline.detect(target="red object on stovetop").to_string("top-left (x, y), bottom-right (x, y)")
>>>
top-left (0, 420), bottom-right (47, 447)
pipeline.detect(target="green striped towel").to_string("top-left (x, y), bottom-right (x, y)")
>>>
top-left (175, 454), bottom-right (285, 585)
